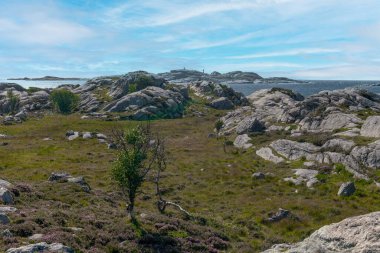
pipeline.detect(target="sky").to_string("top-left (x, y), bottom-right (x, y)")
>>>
top-left (0, 0), bottom-right (380, 80)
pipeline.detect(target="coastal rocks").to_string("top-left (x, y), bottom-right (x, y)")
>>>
top-left (108, 71), bottom-right (166, 99)
top-left (338, 182), bottom-right (356, 196)
top-left (256, 147), bottom-right (284, 164)
top-left (0, 213), bottom-right (10, 224)
top-left (103, 86), bottom-right (186, 120)
top-left (321, 138), bottom-right (355, 153)
top-left (233, 134), bottom-right (252, 149)
top-left (299, 113), bottom-right (362, 132)
top-left (48, 172), bottom-right (90, 192)
top-left (6, 242), bottom-right (74, 253)
top-left (350, 140), bottom-right (380, 168)
top-left (360, 116), bottom-right (380, 137)
top-left (0, 187), bottom-right (14, 205)
top-left (209, 97), bottom-right (234, 110)
top-left (270, 139), bottom-right (323, 163)
top-left (157, 69), bottom-right (262, 84)
top-left (263, 211), bottom-right (380, 253)
top-left (190, 81), bottom-right (248, 107)
top-left (236, 117), bottom-right (265, 134)
top-left (284, 169), bottom-right (319, 188)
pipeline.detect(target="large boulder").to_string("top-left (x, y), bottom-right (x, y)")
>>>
top-left (360, 116), bottom-right (380, 137)
top-left (270, 139), bottom-right (323, 163)
top-left (256, 147), bottom-right (284, 164)
top-left (209, 97), bottom-right (234, 110)
top-left (0, 187), bottom-right (14, 205)
top-left (263, 211), bottom-right (380, 252)
top-left (6, 242), bottom-right (74, 253)
top-left (103, 86), bottom-right (186, 120)
top-left (233, 134), bottom-right (252, 149)
top-left (299, 113), bottom-right (362, 132)
top-left (338, 182), bottom-right (356, 196)
top-left (235, 117), bottom-right (265, 134)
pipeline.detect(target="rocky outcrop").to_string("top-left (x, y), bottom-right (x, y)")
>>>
top-left (256, 147), bottom-right (284, 164)
top-left (190, 80), bottom-right (248, 108)
top-left (48, 172), bottom-right (90, 192)
top-left (264, 139), bottom-right (373, 179)
top-left (233, 134), bottom-right (252, 149)
top-left (0, 187), bottom-right (14, 205)
top-left (209, 97), bottom-right (234, 110)
top-left (218, 88), bottom-right (380, 135)
top-left (263, 211), bottom-right (380, 252)
top-left (6, 242), bottom-right (74, 253)
top-left (103, 86), bottom-right (186, 120)
top-left (284, 169), bottom-right (319, 188)
top-left (360, 116), bottom-right (380, 137)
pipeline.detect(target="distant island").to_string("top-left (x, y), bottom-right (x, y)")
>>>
top-left (7, 76), bottom-right (87, 81)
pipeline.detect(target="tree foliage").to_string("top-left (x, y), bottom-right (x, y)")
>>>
top-left (50, 89), bottom-right (79, 114)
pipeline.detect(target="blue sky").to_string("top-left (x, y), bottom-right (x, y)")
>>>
top-left (1, 0), bottom-right (380, 79)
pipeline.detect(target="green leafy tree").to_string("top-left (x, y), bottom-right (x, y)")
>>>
top-left (7, 90), bottom-right (20, 115)
top-left (50, 89), bottom-right (79, 114)
top-left (111, 125), bottom-right (155, 221)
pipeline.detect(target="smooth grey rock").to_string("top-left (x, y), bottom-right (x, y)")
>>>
top-left (0, 213), bottom-right (10, 224)
top-left (233, 134), bottom-right (252, 149)
top-left (299, 113), bottom-right (362, 133)
top-left (67, 132), bottom-right (79, 141)
top-left (322, 138), bottom-right (355, 153)
top-left (209, 97), bottom-right (234, 110)
top-left (6, 242), bottom-right (74, 253)
top-left (0, 206), bottom-right (17, 213)
top-left (235, 117), bottom-right (265, 134)
top-left (252, 172), bottom-right (265, 179)
top-left (284, 169), bottom-right (319, 188)
top-left (256, 147), bottom-right (284, 164)
top-left (0, 179), bottom-right (12, 188)
top-left (338, 182), bottom-right (356, 196)
top-left (82, 132), bottom-right (92, 139)
top-left (49, 173), bottom-right (90, 192)
top-left (263, 211), bottom-right (380, 253)
top-left (334, 128), bottom-right (360, 137)
top-left (361, 116), bottom-right (380, 137)
top-left (270, 139), bottom-right (323, 163)
top-left (28, 234), bottom-right (44, 240)
top-left (0, 187), bottom-right (14, 205)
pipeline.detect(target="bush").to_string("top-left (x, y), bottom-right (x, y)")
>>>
top-left (128, 84), bottom-right (137, 94)
top-left (7, 90), bottom-right (20, 114)
top-left (50, 89), bottom-right (79, 114)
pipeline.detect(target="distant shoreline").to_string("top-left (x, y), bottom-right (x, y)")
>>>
top-left (7, 76), bottom-right (88, 81)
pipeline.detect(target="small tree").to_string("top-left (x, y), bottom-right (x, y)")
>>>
top-left (215, 119), bottom-right (224, 138)
top-left (50, 89), bottom-right (79, 114)
top-left (7, 90), bottom-right (20, 115)
top-left (111, 125), bottom-right (156, 221)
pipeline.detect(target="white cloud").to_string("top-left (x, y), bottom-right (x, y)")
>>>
top-left (291, 64), bottom-right (380, 80)
top-left (227, 48), bottom-right (341, 59)
top-left (104, 0), bottom-right (295, 27)
top-left (0, 18), bottom-right (93, 45)
top-left (182, 32), bottom-right (259, 50)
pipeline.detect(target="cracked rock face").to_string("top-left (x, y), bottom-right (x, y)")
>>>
top-left (256, 147), bottom-right (284, 164)
top-left (262, 211), bottom-right (380, 253)
top-left (360, 116), bottom-right (380, 137)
